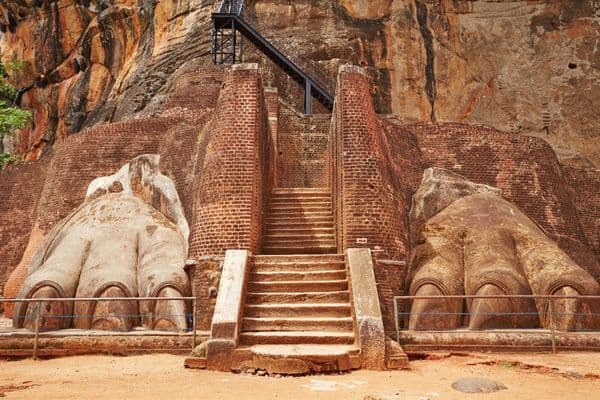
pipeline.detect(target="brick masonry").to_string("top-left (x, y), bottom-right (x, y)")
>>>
top-left (277, 105), bottom-right (330, 188)
top-left (188, 64), bottom-right (273, 258)
top-left (561, 165), bottom-right (600, 261)
top-left (0, 160), bottom-right (49, 295)
top-left (330, 66), bottom-right (410, 261)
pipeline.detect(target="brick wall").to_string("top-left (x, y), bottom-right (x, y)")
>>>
top-left (277, 104), bottom-right (330, 188)
top-left (0, 160), bottom-right (49, 295)
top-left (561, 165), bottom-right (600, 261)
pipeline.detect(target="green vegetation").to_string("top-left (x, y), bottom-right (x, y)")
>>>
top-left (0, 57), bottom-right (31, 169)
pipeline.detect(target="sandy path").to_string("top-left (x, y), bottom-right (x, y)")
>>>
top-left (1, 353), bottom-right (599, 399)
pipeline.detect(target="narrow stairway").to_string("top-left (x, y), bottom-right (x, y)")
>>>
top-left (262, 188), bottom-right (336, 254)
top-left (233, 188), bottom-right (359, 373)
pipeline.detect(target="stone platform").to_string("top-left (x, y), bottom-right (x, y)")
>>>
top-left (0, 318), bottom-right (209, 357)
top-left (398, 329), bottom-right (600, 352)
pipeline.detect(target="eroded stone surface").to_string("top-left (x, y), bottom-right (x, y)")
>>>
top-left (407, 169), bottom-right (600, 331)
top-left (12, 155), bottom-right (191, 332)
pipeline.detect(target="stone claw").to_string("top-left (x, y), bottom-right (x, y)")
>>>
top-left (149, 287), bottom-right (188, 332)
top-left (22, 286), bottom-right (66, 331)
top-left (89, 286), bottom-right (136, 332)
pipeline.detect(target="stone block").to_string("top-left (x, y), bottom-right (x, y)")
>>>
top-left (206, 339), bottom-right (236, 371)
top-left (347, 248), bottom-right (386, 370)
top-left (210, 250), bottom-right (251, 341)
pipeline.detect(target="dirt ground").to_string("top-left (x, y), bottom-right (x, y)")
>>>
top-left (1, 352), bottom-right (599, 399)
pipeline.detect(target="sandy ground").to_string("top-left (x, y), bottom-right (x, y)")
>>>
top-left (1, 352), bottom-right (599, 399)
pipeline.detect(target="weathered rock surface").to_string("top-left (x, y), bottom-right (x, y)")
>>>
top-left (1, 1), bottom-right (598, 166)
top-left (408, 169), bottom-right (600, 331)
top-left (409, 167), bottom-right (500, 246)
top-left (451, 377), bottom-right (507, 394)
top-left (12, 154), bottom-right (191, 332)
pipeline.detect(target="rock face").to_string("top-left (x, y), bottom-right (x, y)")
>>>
top-left (407, 168), bottom-right (600, 331)
top-left (12, 154), bottom-right (191, 332)
top-left (0, 0), bottom-right (213, 159)
top-left (1, 1), bottom-right (598, 167)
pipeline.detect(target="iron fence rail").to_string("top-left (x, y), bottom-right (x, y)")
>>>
top-left (393, 294), bottom-right (600, 354)
top-left (0, 296), bottom-right (199, 359)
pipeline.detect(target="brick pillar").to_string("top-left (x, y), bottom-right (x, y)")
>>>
top-left (189, 64), bottom-right (269, 258)
top-left (331, 65), bottom-right (407, 260)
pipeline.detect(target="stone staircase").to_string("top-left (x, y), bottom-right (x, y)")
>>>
top-left (262, 188), bottom-right (336, 255)
top-left (232, 254), bottom-right (360, 374)
top-left (185, 187), bottom-right (405, 374)
top-left (230, 188), bottom-right (361, 373)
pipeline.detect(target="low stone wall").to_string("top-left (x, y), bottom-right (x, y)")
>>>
top-left (0, 330), bottom-right (208, 358)
top-left (399, 330), bottom-right (600, 353)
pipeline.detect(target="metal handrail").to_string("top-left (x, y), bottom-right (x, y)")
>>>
top-left (212, 0), bottom-right (335, 96)
top-left (238, 6), bottom-right (335, 95)
top-left (215, 0), bottom-right (243, 15)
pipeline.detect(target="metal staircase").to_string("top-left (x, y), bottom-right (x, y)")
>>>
top-left (211, 0), bottom-right (334, 114)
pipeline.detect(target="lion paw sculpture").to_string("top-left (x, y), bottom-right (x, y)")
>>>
top-left (407, 168), bottom-right (600, 331)
top-left (13, 155), bottom-right (191, 332)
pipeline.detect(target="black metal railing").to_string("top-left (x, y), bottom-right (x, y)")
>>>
top-left (211, 0), bottom-right (335, 112)
top-left (237, 7), bottom-right (335, 96)
top-left (215, 0), bottom-right (244, 15)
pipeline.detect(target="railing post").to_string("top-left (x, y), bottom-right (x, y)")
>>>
top-left (192, 297), bottom-right (198, 350)
top-left (304, 79), bottom-right (312, 115)
top-left (32, 300), bottom-right (41, 360)
top-left (393, 297), bottom-right (400, 344)
top-left (548, 298), bottom-right (557, 355)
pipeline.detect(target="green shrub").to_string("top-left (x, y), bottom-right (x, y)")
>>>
top-left (0, 56), bottom-right (31, 170)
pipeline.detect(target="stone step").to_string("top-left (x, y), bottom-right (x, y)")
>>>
top-left (269, 200), bottom-right (331, 206)
top-left (264, 234), bottom-right (335, 243)
top-left (242, 317), bottom-right (354, 332)
top-left (266, 210), bottom-right (333, 218)
top-left (246, 291), bottom-right (350, 304)
top-left (269, 202), bottom-right (331, 212)
top-left (253, 254), bottom-right (344, 264)
top-left (250, 270), bottom-right (346, 282)
top-left (248, 280), bottom-right (348, 293)
top-left (263, 238), bottom-right (336, 247)
top-left (239, 331), bottom-right (355, 345)
top-left (269, 198), bottom-right (331, 205)
top-left (244, 303), bottom-right (351, 318)
top-left (231, 344), bottom-right (360, 374)
top-left (261, 245), bottom-right (338, 255)
top-left (272, 188), bottom-right (329, 195)
top-left (264, 226), bottom-right (334, 235)
top-left (252, 259), bottom-right (345, 272)
top-left (266, 220), bottom-right (334, 228)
